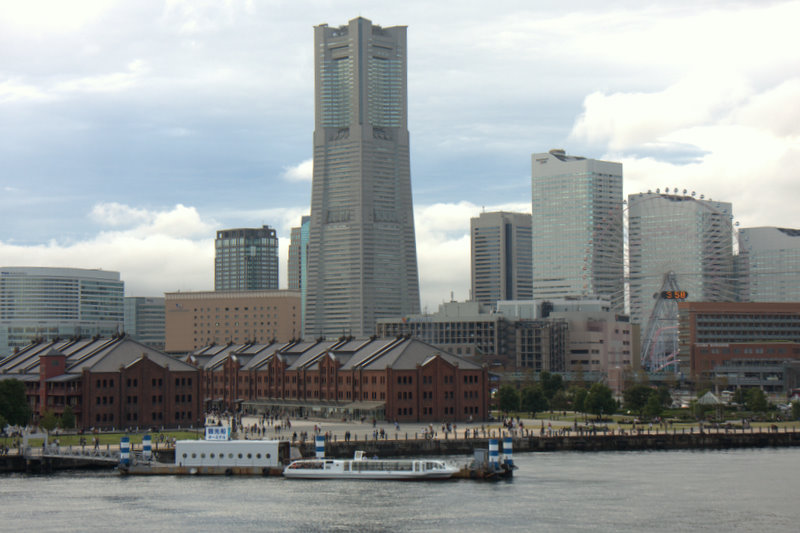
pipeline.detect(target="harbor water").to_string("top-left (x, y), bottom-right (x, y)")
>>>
top-left (2, 448), bottom-right (799, 532)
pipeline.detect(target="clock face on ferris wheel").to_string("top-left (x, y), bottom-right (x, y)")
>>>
top-left (660, 290), bottom-right (688, 300)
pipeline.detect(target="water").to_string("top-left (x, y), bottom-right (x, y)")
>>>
top-left (2, 449), bottom-right (799, 532)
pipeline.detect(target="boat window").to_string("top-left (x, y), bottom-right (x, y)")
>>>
top-left (210, 453), bottom-right (215, 458)
top-left (201, 453), bottom-right (206, 458)
top-left (266, 453), bottom-right (271, 459)
top-left (229, 453), bottom-right (234, 458)
top-left (182, 453), bottom-right (188, 459)
top-left (247, 453), bottom-right (252, 459)
top-left (256, 453), bottom-right (261, 459)
top-left (238, 453), bottom-right (243, 459)
top-left (191, 453), bottom-right (197, 458)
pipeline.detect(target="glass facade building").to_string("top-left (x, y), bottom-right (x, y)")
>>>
top-left (0, 266), bottom-right (124, 356)
top-left (124, 296), bottom-right (166, 350)
top-left (305, 17), bottom-right (421, 338)
top-left (737, 227), bottom-right (800, 302)
top-left (531, 149), bottom-right (624, 311)
top-left (628, 192), bottom-right (735, 327)
top-left (470, 211), bottom-right (532, 307)
top-left (214, 225), bottom-right (278, 292)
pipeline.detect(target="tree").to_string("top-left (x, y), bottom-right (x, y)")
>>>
top-left (656, 386), bottom-right (673, 408)
top-left (585, 383), bottom-right (617, 419)
top-left (643, 393), bottom-right (663, 419)
top-left (746, 388), bottom-right (768, 413)
top-left (572, 387), bottom-right (588, 414)
top-left (0, 378), bottom-right (32, 426)
top-left (39, 410), bottom-right (58, 432)
top-left (540, 372), bottom-right (564, 400)
top-left (520, 385), bottom-right (548, 417)
top-left (623, 385), bottom-right (652, 416)
top-left (792, 401), bottom-right (800, 421)
top-left (550, 389), bottom-right (570, 411)
top-left (497, 385), bottom-right (520, 413)
top-left (61, 405), bottom-right (76, 429)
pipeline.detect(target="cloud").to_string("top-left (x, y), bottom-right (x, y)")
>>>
top-left (282, 159), bottom-right (313, 182)
top-left (570, 70), bottom-right (800, 229)
top-left (0, 204), bottom-right (216, 296)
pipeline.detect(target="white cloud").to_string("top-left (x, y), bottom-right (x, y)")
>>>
top-left (0, 204), bottom-right (216, 296)
top-left (570, 67), bottom-right (800, 230)
top-left (282, 159), bottom-right (313, 182)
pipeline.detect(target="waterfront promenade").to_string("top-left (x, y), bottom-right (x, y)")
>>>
top-left (3, 414), bottom-right (799, 473)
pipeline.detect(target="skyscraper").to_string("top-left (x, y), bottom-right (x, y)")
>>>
top-left (214, 225), bottom-right (278, 292)
top-left (124, 296), bottom-right (166, 350)
top-left (737, 227), bottom-right (800, 302)
top-left (628, 192), bottom-right (734, 370)
top-left (0, 266), bottom-right (124, 356)
top-left (531, 149), bottom-right (624, 310)
top-left (470, 211), bottom-right (532, 307)
top-left (305, 17), bottom-right (421, 338)
top-left (288, 215), bottom-right (311, 332)
top-left (628, 192), bottom-right (735, 326)
top-left (287, 216), bottom-right (310, 292)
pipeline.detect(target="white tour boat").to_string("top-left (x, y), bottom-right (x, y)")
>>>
top-left (283, 450), bottom-right (459, 480)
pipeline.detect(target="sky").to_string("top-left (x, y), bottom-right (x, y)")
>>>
top-left (1, 0), bottom-right (799, 312)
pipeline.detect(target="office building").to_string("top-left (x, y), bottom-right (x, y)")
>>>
top-left (737, 227), bottom-right (800, 302)
top-left (628, 192), bottom-right (734, 370)
top-left (305, 17), bottom-right (421, 339)
top-left (0, 267), bottom-right (124, 356)
top-left (124, 296), bottom-right (166, 350)
top-left (531, 150), bottom-right (623, 311)
top-left (288, 216), bottom-right (311, 332)
top-left (164, 290), bottom-right (301, 353)
top-left (214, 225), bottom-right (279, 292)
top-left (470, 211), bottom-right (532, 307)
top-left (678, 301), bottom-right (800, 385)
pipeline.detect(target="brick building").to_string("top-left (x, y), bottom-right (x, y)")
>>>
top-left (678, 302), bottom-right (800, 386)
top-left (0, 336), bottom-right (201, 430)
top-left (189, 336), bottom-right (489, 423)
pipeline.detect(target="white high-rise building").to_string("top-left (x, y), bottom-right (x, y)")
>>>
top-left (0, 267), bottom-right (124, 356)
top-left (531, 149), bottom-right (624, 311)
top-left (628, 192), bottom-right (735, 328)
top-left (737, 227), bottom-right (800, 302)
top-left (305, 17), bottom-right (421, 338)
top-left (470, 211), bottom-right (532, 307)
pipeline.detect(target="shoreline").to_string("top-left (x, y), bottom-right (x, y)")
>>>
top-left (3, 427), bottom-right (799, 474)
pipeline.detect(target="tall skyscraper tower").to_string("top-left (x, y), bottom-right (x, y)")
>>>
top-left (470, 211), bottom-right (533, 307)
top-left (628, 192), bottom-right (735, 326)
top-left (214, 225), bottom-right (278, 291)
top-left (628, 192), bottom-right (734, 370)
top-left (305, 17), bottom-right (421, 338)
top-left (531, 149), bottom-right (624, 310)
top-left (737, 227), bottom-right (800, 302)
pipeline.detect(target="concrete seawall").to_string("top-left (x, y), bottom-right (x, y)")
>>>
top-left (301, 429), bottom-right (800, 458)
top-left (3, 429), bottom-right (799, 473)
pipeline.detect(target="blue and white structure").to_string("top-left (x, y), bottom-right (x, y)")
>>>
top-left (142, 435), bottom-right (152, 461)
top-left (120, 436), bottom-right (130, 467)
top-left (502, 437), bottom-right (514, 468)
top-left (488, 439), bottom-right (499, 469)
top-left (315, 435), bottom-right (325, 459)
